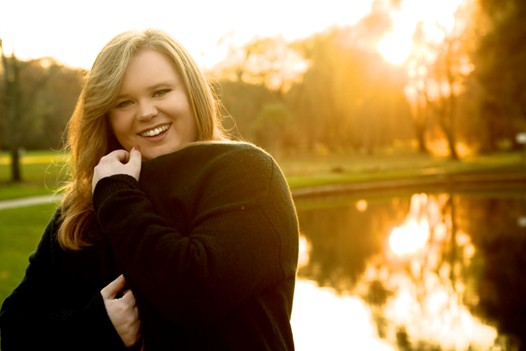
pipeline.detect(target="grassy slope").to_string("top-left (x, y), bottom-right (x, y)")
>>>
top-left (0, 204), bottom-right (57, 302)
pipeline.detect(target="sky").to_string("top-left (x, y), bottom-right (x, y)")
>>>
top-left (1, 0), bottom-right (373, 70)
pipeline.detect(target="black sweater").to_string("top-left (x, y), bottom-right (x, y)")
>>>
top-left (0, 141), bottom-right (299, 350)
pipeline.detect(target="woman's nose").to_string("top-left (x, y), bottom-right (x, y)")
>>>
top-left (138, 100), bottom-right (158, 120)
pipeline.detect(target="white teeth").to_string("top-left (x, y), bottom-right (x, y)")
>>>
top-left (140, 124), bottom-right (169, 137)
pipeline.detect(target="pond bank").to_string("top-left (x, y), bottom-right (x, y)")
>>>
top-left (291, 169), bottom-right (526, 198)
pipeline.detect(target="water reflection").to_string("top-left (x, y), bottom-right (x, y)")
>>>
top-left (291, 279), bottom-right (393, 350)
top-left (292, 187), bottom-right (526, 350)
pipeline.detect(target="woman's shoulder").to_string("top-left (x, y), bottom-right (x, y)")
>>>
top-left (186, 140), bottom-right (268, 156)
top-left (139, 140), bottom-right (288, 204)
top-left (145, 140), bottom-right (273, 170)
top-left (144, 140), bottom-right (275, 181)
top-left (206, 141), bottom-right (274, 167)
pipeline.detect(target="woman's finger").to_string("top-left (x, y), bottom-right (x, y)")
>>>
top-left (101, 274), bottom-right (126, 299)
top-left (92, 149), bottom-right (132, 192)
top-left (126, 147), bottom-right (142, 180)
top-left (120, 288), bottom-right (137, 306)
top-left (129, 147), bottom-right (142, 166)
top-left (105, 149), bottom-right (130, 163)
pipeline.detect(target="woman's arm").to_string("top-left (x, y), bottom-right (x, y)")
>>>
top-left (93, 145), bottom-right (299, 326)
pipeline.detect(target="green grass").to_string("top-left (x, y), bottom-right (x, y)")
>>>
top-left (0, 151), bottom-right (70, 200)
top-left (1, 149), bottom-right (525, 199)
top-left (281, 151), bottom-right (525, 189)
top-left (0, 204), bottom-right (57, 303)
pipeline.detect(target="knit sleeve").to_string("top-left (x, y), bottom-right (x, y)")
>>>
top-left (92, 145), bottom-right (299, 327)
top-left (0, 209), bottom-right (127, 351)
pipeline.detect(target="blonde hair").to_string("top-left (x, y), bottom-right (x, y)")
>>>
top-left (59, 29), bottom-right (227, 249)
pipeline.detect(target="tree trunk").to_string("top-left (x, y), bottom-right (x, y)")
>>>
top-left (415, 123), bottom-right (428, 154)
top-left (446, 131), bottom-right (459, 160)
top-left (2, 44), bottom-right (24, 182)
top-left (9, 146), bottom-right (22, 182)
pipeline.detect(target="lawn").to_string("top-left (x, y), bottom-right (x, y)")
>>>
top-left (0, 204), bottom-right (57, 303)
top-left (0, 150), bottom-right (70, 200)
top-left (281, 150), bottom-right (525, 188)
top-left (1, 149), bottom-right (525, 199)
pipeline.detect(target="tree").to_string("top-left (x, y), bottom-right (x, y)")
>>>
top-left (289, 26), bottom-right (412, 154)
top-left (473, 0), bottom-right (526, 151)
top-left (214, 79), bottom-right (276, 142)
top-left (424, 34), bottom-right (463, 160)
top-left (27, 64), bottom-right (83, 149)
top-left (212, 20), bottom-right (414, 155)
top-left (250, 102), bottom-right (298, 156)
top-left (402, 1), bottom-right (476, 160)
top-left (1, 40), bottom-right (23, 182)
top-left (1, 40), bottom-right (59, 182)
top-left (213, 35), bottom-right (307, 100)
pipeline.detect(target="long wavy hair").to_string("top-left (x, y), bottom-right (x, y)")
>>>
top-left (58, 28), bottom-right (227, 250)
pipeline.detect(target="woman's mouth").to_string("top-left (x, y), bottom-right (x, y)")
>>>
top-left (139, 124), bottom-right (170, 137)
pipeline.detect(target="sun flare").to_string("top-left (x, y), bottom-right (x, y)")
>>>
top-left (377, 32), bottom-right (413, 65)
top-left (376, 0), bottom-right (465, 65)
top-left (389, 219), bottom-right (430, 256)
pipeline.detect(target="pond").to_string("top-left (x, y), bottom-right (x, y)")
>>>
top-left (290, 183), bottom-right (526, 351)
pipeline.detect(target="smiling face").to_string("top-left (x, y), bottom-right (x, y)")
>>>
top-left (108, 49), bottom-right (197, 161)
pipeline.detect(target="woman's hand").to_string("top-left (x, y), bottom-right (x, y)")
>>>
top-left (92, 147), bottom-right (142, 193)
top-left (101, 274), bottom-right (142, 348)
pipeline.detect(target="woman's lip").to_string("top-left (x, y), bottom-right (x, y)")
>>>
top-left (140, 128), bottom-right (170, 144)
top-left (138, 123), bottom-right (171, 137)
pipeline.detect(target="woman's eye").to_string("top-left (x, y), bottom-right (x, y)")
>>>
top-left (115, 100), bottom-right (133, 109)
top-left (154, 89), bottom-right (170, 98)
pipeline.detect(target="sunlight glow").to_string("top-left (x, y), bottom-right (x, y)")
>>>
top-left (356, 199), bottom-right (368, 212)
top-left (381, 193), bottom-right (497, 349)
top-left (377, 0), bottom-right (465, 65)
top-left (377, 33), bottom-right (413, 65)
top-left (291, 280), bottom-right (394, 351)
top-left (389, 220), bottom-right (430, 256)
top-left (388, 193), bottom-right (441, 257)
top-left (385, 273), bottom-right (497, 350)
top-left (298, 234), bottom-right (311, 268)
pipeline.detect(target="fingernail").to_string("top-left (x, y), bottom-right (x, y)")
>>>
top-left (133, 145), bottom-right (141, 152)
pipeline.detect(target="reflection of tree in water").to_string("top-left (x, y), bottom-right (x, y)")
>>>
top-left (296, 195), bottom-right (409, 292)
top-left (460, 193), bottom-right (526, 350)
top-left (355, 193), bottom-right (474, 350)
top-left (360, 192), bottom-right (526, 350)
top-left (296, 190), bottom-right (526, 350)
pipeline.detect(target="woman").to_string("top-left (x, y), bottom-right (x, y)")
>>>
top-left (0, 29), bottom-right (299, 350)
